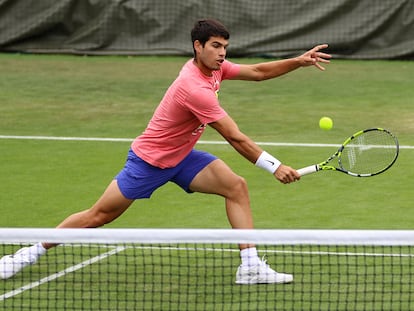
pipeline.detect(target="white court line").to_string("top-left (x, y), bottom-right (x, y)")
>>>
top-left (136, 245), bottom-right (414, 258)
top-left (0, 246), bottom-right (126, 301)
top-left (0, 134), bottom-right (338, 147)
top-left (76, 244), bottom-right (414, 258)
top-left (0, 135), bottom-right (132, 143)
top-left (1, 134), bottom-right (413, 149)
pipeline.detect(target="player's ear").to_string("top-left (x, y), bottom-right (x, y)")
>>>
top-left (194, 40), bottom-right (202, 55)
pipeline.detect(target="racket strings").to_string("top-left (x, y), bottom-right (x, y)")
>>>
top-left (339, 130), bottom-right (398, 175)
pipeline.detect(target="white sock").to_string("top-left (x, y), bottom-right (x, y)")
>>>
top-left (240, 247), bottom-right (260, 267)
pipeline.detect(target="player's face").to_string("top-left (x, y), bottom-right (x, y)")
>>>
top-left (194, 36), bottom-right (228, 76)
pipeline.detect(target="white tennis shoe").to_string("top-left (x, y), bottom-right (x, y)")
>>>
top-left (0, 247), bottom-right (38, 279)
top-left (235, 258), bottom-right (293, 285)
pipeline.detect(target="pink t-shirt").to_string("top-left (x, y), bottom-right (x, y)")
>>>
top-left (131, 59), bottom-right (240, 168)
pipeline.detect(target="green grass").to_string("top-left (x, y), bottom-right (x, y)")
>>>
top-left (0, 54), bottom-right (413, 310)
top-left (0, 53), bottom-right (413, 229)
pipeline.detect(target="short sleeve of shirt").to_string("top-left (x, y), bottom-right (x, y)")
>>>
top-left (221, 60), bottom-right (240, 80)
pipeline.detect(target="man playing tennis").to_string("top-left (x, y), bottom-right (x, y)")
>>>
top-left (0, 19), bottom-right (331, 284)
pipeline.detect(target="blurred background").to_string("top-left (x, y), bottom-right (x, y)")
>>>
top-left (1, 0), bottom-right (413, 59)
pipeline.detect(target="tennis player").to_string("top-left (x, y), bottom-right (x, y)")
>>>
top-left (0, 19), bottom-right (331, 284)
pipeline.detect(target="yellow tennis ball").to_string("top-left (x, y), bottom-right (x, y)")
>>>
top-left (319, 117), bottom-right (333, 130)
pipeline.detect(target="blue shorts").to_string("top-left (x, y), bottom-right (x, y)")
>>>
top-left (115, 149), bottom-right (217, 199)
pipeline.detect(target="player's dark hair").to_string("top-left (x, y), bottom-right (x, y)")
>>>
top-left (191, 19), bottom-right (230, 57)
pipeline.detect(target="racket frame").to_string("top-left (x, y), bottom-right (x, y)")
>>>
top-left (297, 128), bottom-right (399, 177)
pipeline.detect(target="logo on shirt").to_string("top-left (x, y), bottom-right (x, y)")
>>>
top-left (213, 80), bottom-right (220, 99)
top-left (192, 124), bottom-right (206, 136)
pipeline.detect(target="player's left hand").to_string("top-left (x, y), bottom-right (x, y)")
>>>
top-left (297, 44), bottom-right (332, 71)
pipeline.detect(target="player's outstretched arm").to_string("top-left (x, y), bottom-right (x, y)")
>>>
top-left (234, 44), bottom-right (331, 81)
top-left (209, 115), bottom-right (261, 164)
top-left (209, 116), bottom-right (299, 184)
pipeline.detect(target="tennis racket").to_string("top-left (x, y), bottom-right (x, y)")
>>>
top-left (297, 128), bottom-right (399, 177)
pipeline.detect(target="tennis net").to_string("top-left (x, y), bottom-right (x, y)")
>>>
top-left (1, 228), bottom-right (413, 310)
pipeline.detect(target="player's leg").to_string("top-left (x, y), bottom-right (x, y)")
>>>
top-left (188, 158), bottom-right (293, 284)
top-left (44, 180), bottom-right (134, 248)
top-left (0, 180), bottom-right (133, 279)
top-left (189, 159), bottom-right (254, 236)
top-left (1, 148), bottom-right (181, 279)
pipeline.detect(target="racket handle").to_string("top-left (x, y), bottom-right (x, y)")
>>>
top-left (297, 165), bottom-right (318, 176)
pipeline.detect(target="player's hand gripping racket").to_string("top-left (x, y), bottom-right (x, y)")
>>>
top-left (297, 128), bottom-right (399, 177)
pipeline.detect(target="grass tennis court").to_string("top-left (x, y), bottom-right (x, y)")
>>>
top-left (0, 54), bottom-right (413, 310)
top-left (0, 53), bottom-right (413, 230)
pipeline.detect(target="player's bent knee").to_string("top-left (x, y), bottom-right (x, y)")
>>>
top-left (228, 175), bottom-right (248, 197)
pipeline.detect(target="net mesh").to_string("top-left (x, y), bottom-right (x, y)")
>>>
top-left (339, 129), bottom-right (399, 176)
top-left (1, 229), bottom-right (413, 311)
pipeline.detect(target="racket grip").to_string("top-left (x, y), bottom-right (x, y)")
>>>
top-left (297, 165), bottom-right (318, 176)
